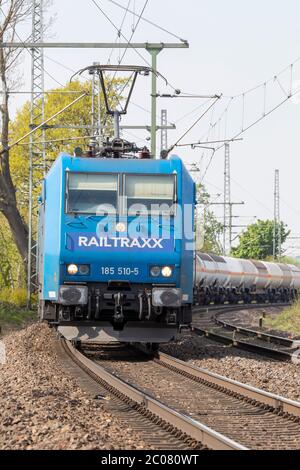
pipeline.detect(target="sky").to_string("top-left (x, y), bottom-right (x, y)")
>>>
top-left (7, 0), bottom-right (300, 256)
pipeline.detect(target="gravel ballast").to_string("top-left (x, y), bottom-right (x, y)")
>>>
top-left (217, 307), bottom-right (300, 339)
top-left (0, 323), bottom-right (148, 450)
top-left (162, 333), bottom-right (300, 401)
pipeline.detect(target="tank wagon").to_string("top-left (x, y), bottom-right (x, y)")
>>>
top-left (194, 253), bottom-right (300, 304)
top-left (37, 153), bottom-right (195, 344)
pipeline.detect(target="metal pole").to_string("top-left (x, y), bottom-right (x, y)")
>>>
top-left (90, 61), bottom-right (101, 142)
top-left (4, 93), bottom-right (88, 152)
top-left (147, 46), bottom-right (162, 158)
top-left (223, 143), bottom-right (231, 255)
top-left (91, 71), bottom-right (95, 137)
top-left (20, 38), bottom-right (188, 306)
top-left (1, 42), bottom-right (189, 49)
top-left (40, 4), bottom-right (46, 175)
top-left (273, 173), bottom-right (276, 260)
top-left (278, 172), bottom-right (281, 259)
top-left (273, 169), bottom-right (280, 260)
top-left (161, 109), bottom-right (168, 155)
top-left (98, 74), bottom-right (102, 145)
top-left (229, 203), bottom-right (233, 253)
top-left (114, 111), bottom-right (120, 139)
top-left (27, 136), bottom-right (33, 308)
top-left (27, 0), bottom-right (45, 309)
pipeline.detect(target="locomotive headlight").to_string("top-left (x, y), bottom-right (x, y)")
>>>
top-left (161, 266), bottom-right (173, 278)
top-left (79, 264), bottom-right (90, 275)
top-left (116, 222), bottom-right (126, 233)
top-left (150, 266), bottom-right (161, 277)
top-left (67, 264), bottom-right (78, 275)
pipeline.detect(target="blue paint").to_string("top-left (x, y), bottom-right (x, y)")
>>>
top-left (38, 153), bottom-right (196, 304)
top-left (66, 233), bottom-right (174, 252)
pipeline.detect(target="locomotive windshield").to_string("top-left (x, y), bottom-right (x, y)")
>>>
top-left (67, 173), bottom-right (118, 214)
top-left (66, 172), bottom-right (176, 215)
top-left (124, 174), bottom-right (176, 215)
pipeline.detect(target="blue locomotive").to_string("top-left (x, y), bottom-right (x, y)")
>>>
top-left (37, 151), bottom-right (196, 345)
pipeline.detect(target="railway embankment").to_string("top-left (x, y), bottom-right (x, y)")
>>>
top-left (264, 301), bottom-right (300, 336)
top-left (0, 323), bottom-right (149, 450)
top-left (0, 289), bottom-right (36, 337)
top-left (162, 331), bottom-right (300, 401)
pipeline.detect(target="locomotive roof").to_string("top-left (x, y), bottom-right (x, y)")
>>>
top-left (45, 153), bottom-right (188, 179)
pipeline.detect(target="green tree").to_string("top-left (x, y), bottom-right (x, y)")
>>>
top-left (231, 219), bottom-right (290, 260)
top-left (0, 77), bottom-right (125, 287)
top-left (10, 79), bottom-right (125, 210)
top-left (196, 184), bottom-right (223, 254)
top-left (0, 1), bottom-right (34, 272)
top-left (0, 215), bottom-right (24, 289)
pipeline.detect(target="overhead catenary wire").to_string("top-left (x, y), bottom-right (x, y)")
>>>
top-left (199, 79), bottom-right (300, 183)
top-left (174, 98), bottom-right (213, 124)
top-left (102, 0), bottom-right (180, 130)
top-left (195, 59), bottom-right (300, 179)
top-left (113, 0), bottom-right (148, 68)
top-left (231, 176), bottom-right (274, 216)
top-left (90, 0), bottom-right (183, 94)
top-left (10, 0), bottom-right (190, 138)
top-left (0, 7), bottom-right (95, 153)
top-left (44, 54), bottom-right (78, 75)
top-left (109, 0), bottom-right (150, 103)
top-left (217, 89), bottom-right (300, 153)
top-left (168, 96), bottom-right (221, 154)
top-left (200, 156), bottom-right (274, 216)
top-left (0, 90), bottom-right (85, 94)
top-left (89, 0), bottom-right (156, 132)
top-left (3, 6), bottom-right (150, 146)
top-left (201, 56), bottom-right (300, 156)
top-left (90, 0), bottom-right (151, 68)
top-left (0, 92), bottom-right (88, 154)
top-left (3, 6), bottom-right (171, 153)
top-left (6, 0), bottom-right (298, 228)
top-left (281, 198), bottom-right (300, 219)
top-left (130, 100), bottom-right (173, 124)
top-left (17, 134), bottom-right (96, 146)
top-left (200, 150), bottom-right (216, 183)
top-left (107, 0), bottom-right (132, 64)
top-left (105, 0), bottom-right (187, 42)
top-left (0, 6), bottom-right (65, 89)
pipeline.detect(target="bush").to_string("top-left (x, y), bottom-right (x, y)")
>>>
top-left (0, 288), bottom-right (27, 308)
top-left (265, 300), bottom-right (300, 336)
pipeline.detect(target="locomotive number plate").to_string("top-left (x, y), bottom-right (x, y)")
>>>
top-left (101, 267), bottom-right (140, 276)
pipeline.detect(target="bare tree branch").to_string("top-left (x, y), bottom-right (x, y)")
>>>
top-left (0, 0), bottom-right (36, 265)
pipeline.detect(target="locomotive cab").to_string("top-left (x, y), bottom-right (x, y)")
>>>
top-left (37, 153), bottom-right (195, 344)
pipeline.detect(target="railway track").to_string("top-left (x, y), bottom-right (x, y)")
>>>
top-left (192, 303), bottom-right (300, 360)
top-left (61, 339), bottom-right (244, 450)
top-left (64, 339), bottom-right (300, 450)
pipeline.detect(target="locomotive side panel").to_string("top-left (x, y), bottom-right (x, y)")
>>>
top-left (39, 154), bottom-right (195, 344)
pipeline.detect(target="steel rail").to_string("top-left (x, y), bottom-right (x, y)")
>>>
top-left (215, 317), bottom-right (300, 349)
top-left (62, 339), bottom-right (247, 450)
top-left (192, 302), bottom-right (290, 315)
top-left (156, 351), bottom-right (300, 418)
top-left (192, 303), bottom-right (298, 360)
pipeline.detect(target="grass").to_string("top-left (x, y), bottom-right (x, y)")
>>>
top-left (265, 300), bottom-right (300, 337)
top-left (0, 302), bottom-right (37, 335)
